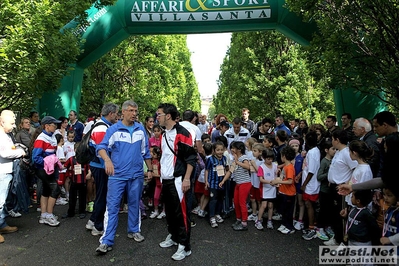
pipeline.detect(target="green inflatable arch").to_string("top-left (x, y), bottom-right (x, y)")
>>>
top-left (40, 0), bottom-right (385, 120)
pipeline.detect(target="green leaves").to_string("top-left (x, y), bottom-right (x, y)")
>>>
top-left (0, 0), bottom-right (117, 113)
top-left (286, 0), bottom-right (399, 111)
top-left (80, 35), bottom-right (201, 118)
top-left (215, 31), bottom-right (334, 124)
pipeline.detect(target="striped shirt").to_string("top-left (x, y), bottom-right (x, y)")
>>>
top-left (232, 154), bottom-right (251, 184)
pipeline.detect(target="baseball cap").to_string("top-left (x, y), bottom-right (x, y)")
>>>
top-left (220, 120), bottom-right (230, 128)
top-left (41, 116), bottom-right (61, 125)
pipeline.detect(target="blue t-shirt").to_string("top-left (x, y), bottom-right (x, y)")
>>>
top-left (205, 155), bottom-right (227, 189)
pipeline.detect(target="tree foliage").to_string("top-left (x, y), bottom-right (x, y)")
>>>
top-left (214, 31), bottom-right (334, 124)
top-left (80, 35), bottom-right (201, 119)
top-left (286, 0), bottom-right (399, 110)
top-left (0, 0), bottom-right (115, 112)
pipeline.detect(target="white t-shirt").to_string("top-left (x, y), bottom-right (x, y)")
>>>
top-left (63, 141), bottom-right (75, 160)
top-left (83, 120), bottom-right (95, 135)
top-left (328, 147), bottom-right (358, 184)
top-left (258, 163), bottom-right (277, 199)
top-left (345, 163), bottom-right (373, 206)
top-left (56, 146), bottom-right (67, 173)
top-left (180, 121), bottom-right (201, 146)
top-left (302, 147), bottom-right (321, 195)
top-left (224, 126), bottom-right (251, 159)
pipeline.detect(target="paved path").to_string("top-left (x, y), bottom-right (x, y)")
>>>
top-left (0, 205), bottom-right (322, 266)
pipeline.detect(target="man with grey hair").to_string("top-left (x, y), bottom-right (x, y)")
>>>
top-left (0, 110), bottom-right (25, 243)
top-left (85, 103), bottom-right (119, 236)
top-left (95, 100), bottom-right (153, 254)
top-left (352, 117), bottom-right (381, 177)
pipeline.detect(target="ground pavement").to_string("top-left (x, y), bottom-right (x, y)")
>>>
top-left (0, 205), bottom-right (323, 266)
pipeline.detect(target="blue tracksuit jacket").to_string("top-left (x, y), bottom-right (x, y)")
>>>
top-left (96, 121), bottom-right (151, 180)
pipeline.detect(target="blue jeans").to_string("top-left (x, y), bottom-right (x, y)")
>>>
top-left (0, 173), bottom-right (12, 229)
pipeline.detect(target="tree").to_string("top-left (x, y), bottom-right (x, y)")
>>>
top-left (0, 0), bottom-right (115, 113)
top-left (80, 35), bottom-right (201, 119)
top-left (286, 0), bottom-right (399, 110)
top-left (214, 31), bottom-right (334, 124)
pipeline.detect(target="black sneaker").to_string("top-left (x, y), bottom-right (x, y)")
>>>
top-left (61, 213), bottom-right (74, 219)
top-left (231, 220), bottom-right (241, 228)
top-left (233, 223), bottom-right (248, 231)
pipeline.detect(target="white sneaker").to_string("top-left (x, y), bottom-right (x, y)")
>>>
top-left (44, 215), bottom-right (60, 226)
top-left (85, 220), bottom-right (94, 230)
top-left (56, 198), bottom-right (68, 206)
top-left (191, 206), bottom-right (200, 214)
top-left (8, 210), bottom-right (22, 218)
top-left (197, 210), bottom-right (206, 217)
top-left (294, 221), bottom-right (304, 231)
top-left (324, 237), bottom-right (338, 246)
top-left (247, 213), bottom-right (257, 222)
top-left (210, 218), bottom-right (218, 228)
top-left (159, 234), bottom-right (177, 248)
top-left (267, 220), bottom-right (274, 229)
top-left (149, 211), bottom-right (159, 219)
top-left (272, 213), bottom-right (282, 221)
top-left (128, 232), bottom-right (145, 242)
top-left (171, 244), bottom-right (191, 261)
top-left (215, 215), bottom-right (224, 223)
top-left (157, 211), bottom-right (166, 219)
top-left (91, 227), bottom-right (103, 236)
top-left (255, 220), bottom-right (264, 230)
top-left (281, 228), bottom-right (295, 235)
top-left (277, 224), bottom-right (286, 232)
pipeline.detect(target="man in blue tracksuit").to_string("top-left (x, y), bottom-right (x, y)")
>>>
top-left (95, 100), bottom-right (153, 254)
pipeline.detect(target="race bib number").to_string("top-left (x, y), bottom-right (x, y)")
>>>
top-left (216, 165), bottom-right (225, 177)
top-left (74, 164), bottom-right (82, 175)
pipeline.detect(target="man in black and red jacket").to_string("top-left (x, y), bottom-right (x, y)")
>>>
top-left (156, 103), bottom-right (197, 261)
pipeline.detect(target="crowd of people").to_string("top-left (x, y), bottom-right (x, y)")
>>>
top-left (0, 104), bottom-right (399, 262)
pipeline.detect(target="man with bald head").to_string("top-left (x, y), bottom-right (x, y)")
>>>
top-left (0, 110), bottom-right (25, 243)
top-left (352, 117), bottom-right (381, 177)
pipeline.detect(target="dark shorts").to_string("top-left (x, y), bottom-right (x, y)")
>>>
top-left (295, 181), bottom-right (302, 194)
top-left (261, 198), bottom-right (275, 203)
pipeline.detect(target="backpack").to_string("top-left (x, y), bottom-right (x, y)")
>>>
top-left (76, 121), bottom-right (107, 164)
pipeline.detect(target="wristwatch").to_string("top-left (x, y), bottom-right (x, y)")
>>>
top-left (147, 169), bottom-right (154, 173)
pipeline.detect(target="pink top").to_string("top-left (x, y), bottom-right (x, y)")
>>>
top-left (149, 137), bottom-right (161, 147)
top-left (44, 154), bottom-right (63, 175)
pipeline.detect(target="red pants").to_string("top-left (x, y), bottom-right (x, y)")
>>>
top-left (234, 182), bottom-right (252, 222)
